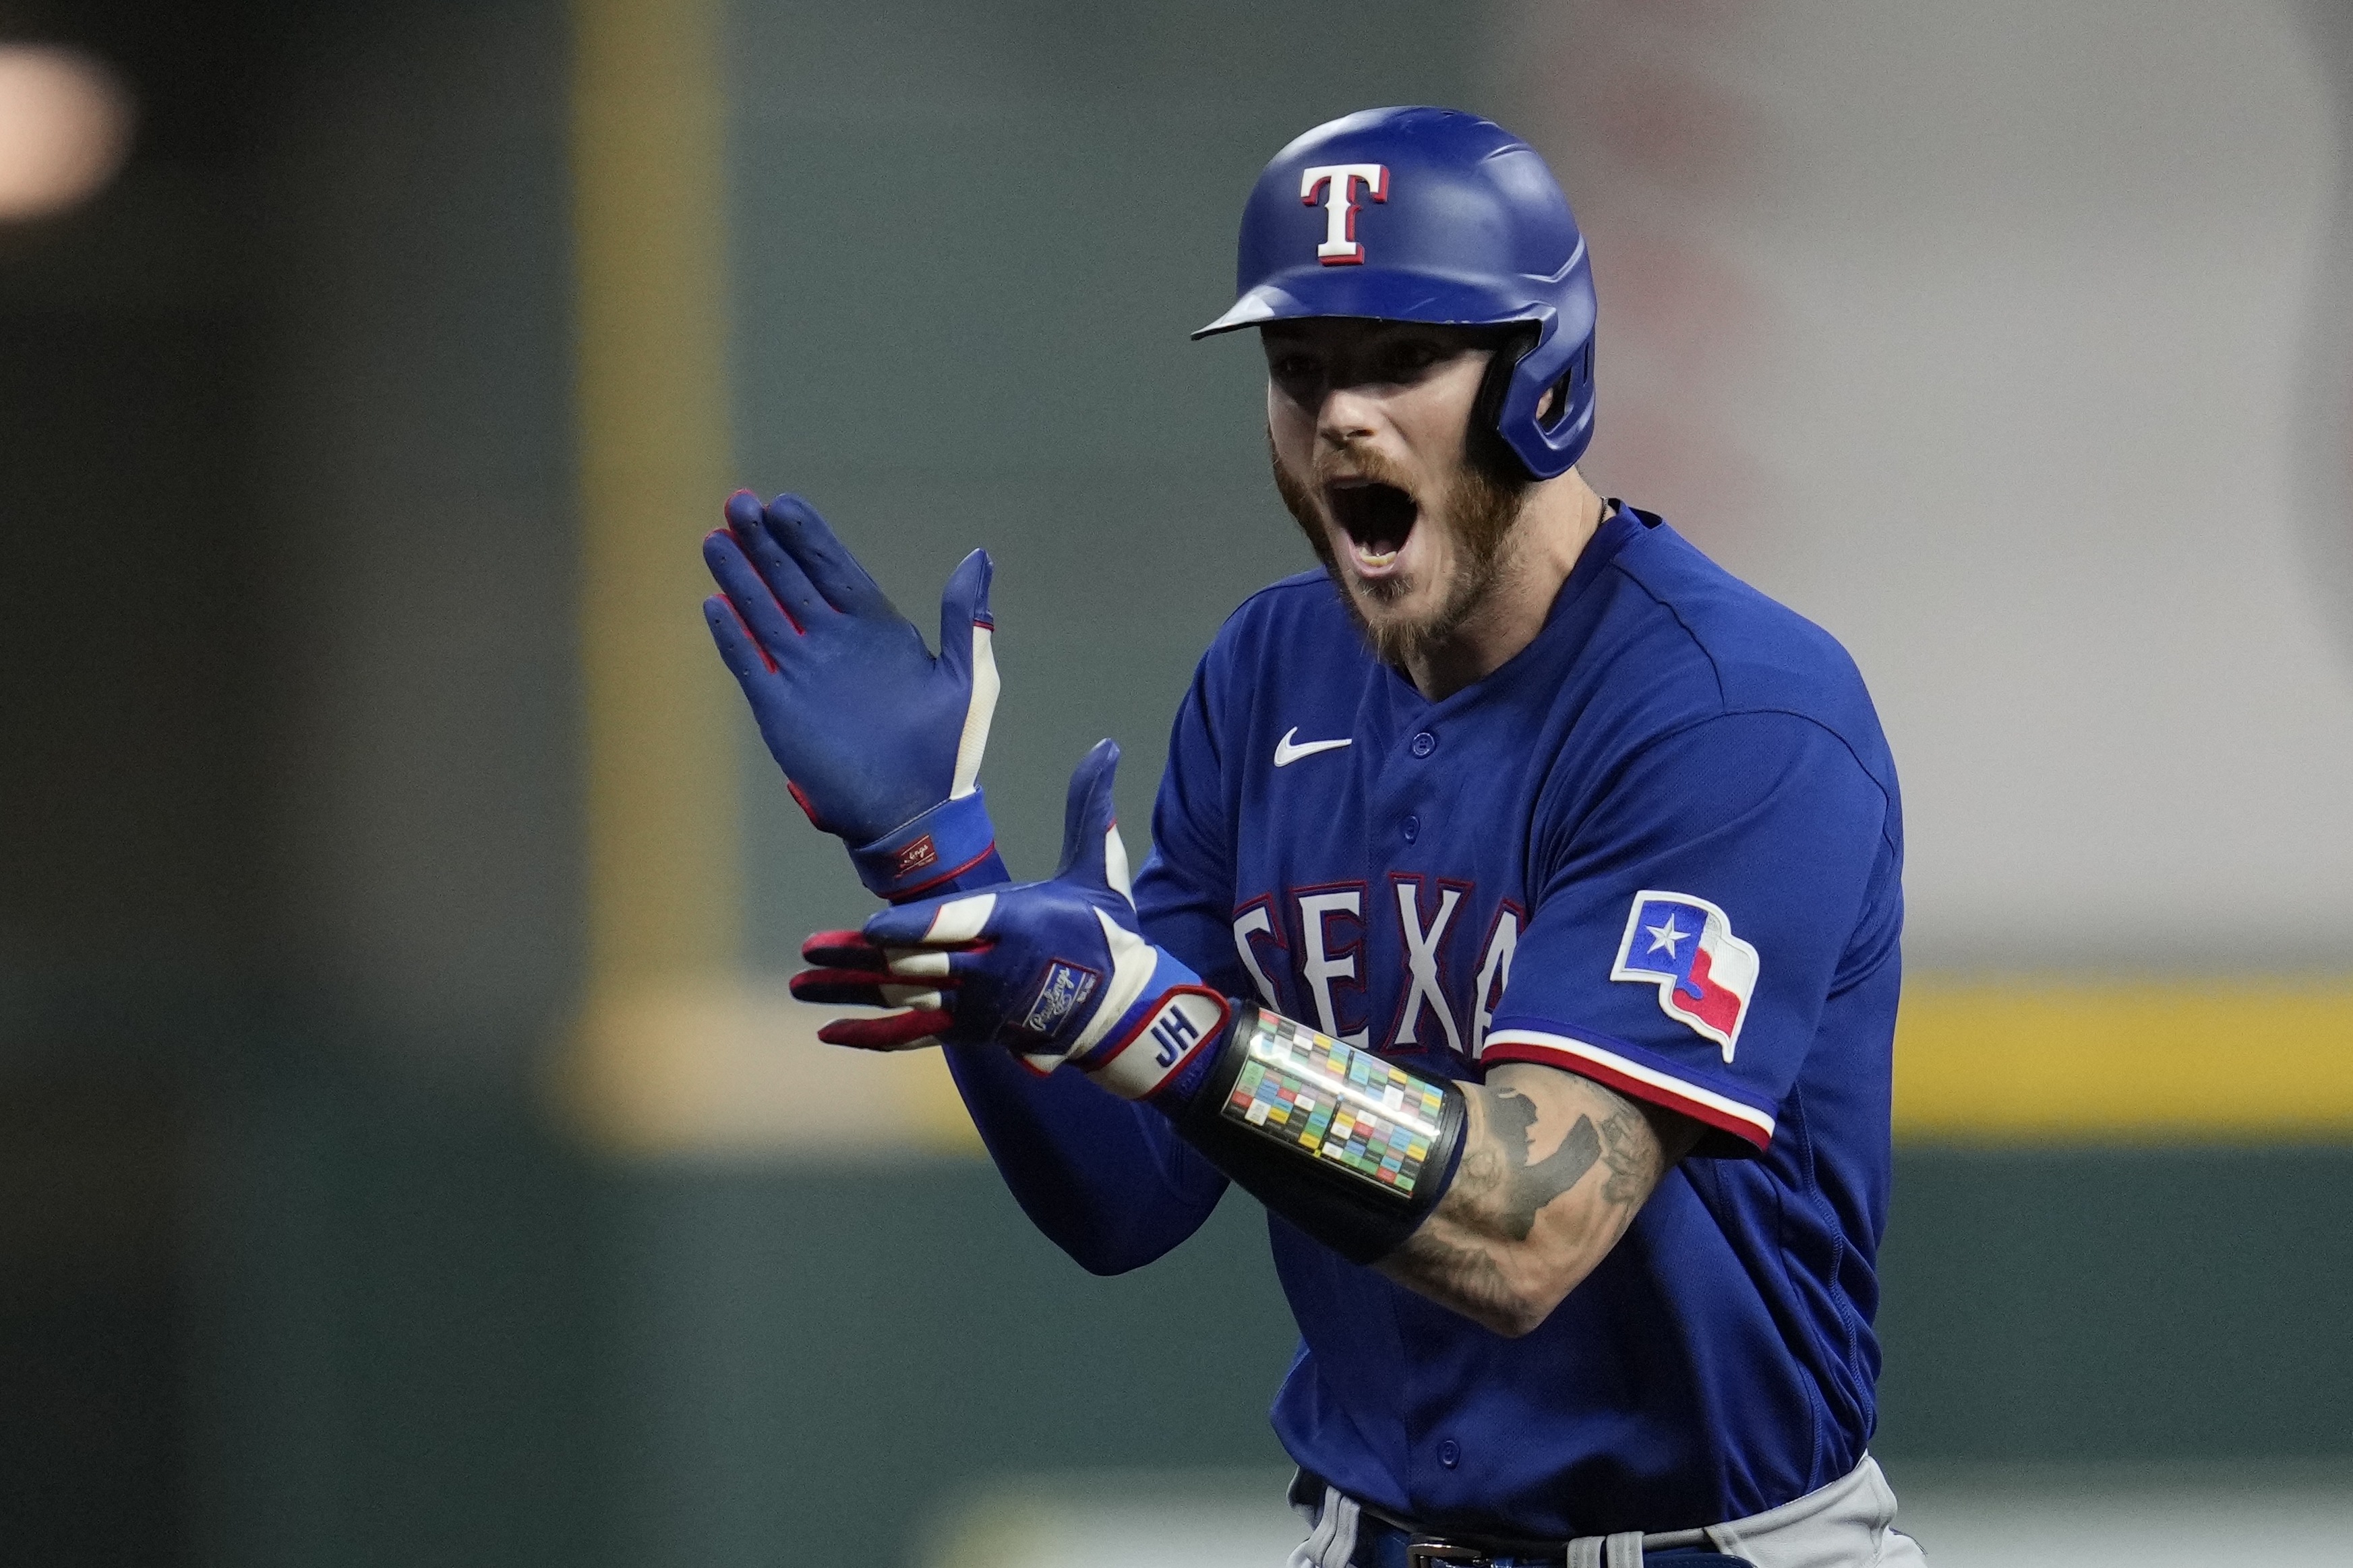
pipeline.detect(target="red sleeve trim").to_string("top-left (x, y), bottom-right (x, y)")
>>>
top-left (1483, 1029), bottom-right (1775, 1151)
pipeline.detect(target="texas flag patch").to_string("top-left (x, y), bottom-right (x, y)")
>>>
top-left (1611, 891), bottom-right (1760, 1062)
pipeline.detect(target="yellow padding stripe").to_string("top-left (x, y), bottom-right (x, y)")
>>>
top-left (1894, 979), bottom-right (2353, 1141)
top-left (559, 0), bottom-right (746, 1156)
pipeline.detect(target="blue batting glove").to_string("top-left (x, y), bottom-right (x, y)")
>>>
top-left (703, 491), bottom-right (1005, 901)
top-left (790, 740), bottom-right (1232, 1102)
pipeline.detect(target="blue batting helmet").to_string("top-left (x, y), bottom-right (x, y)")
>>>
top-left (1193, 106), bottom-right (1596, 480)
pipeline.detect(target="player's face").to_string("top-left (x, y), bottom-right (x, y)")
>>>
top-left (1261, 319), bottom-right (1530, 667)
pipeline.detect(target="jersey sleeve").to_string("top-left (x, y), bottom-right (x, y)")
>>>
top-left (1482, 709), bottom-right (1895, 1153)
top-left (938, 651), bottom-right (1243, 1277)
top-left (1133, 655), bottom-right (1252, 994)
top-left (944, 1044), bottom-right (1228, 1273)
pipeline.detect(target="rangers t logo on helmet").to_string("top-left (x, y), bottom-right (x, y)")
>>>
top-left (1299, 163), bottom-right (1388, 264)
top-left (1611, 891), bottom-right (1760, 1062)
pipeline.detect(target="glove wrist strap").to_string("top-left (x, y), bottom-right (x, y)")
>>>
top-left (850, 791), bottom-right (1005, 902)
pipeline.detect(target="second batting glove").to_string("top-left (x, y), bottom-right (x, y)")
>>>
top-left (788, 740), bottom-right (1232, 1102)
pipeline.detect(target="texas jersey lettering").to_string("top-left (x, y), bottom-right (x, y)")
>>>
top-left (1230, 878), bottom-right (1516, 1060)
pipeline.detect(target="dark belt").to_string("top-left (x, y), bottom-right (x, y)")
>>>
top-left (1291, 1470), bottom-right (1754, 1568)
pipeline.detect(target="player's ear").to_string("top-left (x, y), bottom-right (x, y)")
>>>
top-left (1054, 739), bottom-right (1125, 893)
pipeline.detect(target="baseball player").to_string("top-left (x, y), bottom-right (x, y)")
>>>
top-left (703, 107), bottom-right (1925, 1568)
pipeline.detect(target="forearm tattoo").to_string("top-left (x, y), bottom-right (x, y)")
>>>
top-left (1453, 1090), bottom-right (1602, 1241)
top-left (1593, 1091), bottom-right (1665, 1207)
top-left (1384, 1074), bottom-right (1675, 1330)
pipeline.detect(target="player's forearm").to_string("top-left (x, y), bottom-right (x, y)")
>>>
top-left (946, 1040), bottom-right (1227, 1273)
top-left (1377, 1067), bottom-right (1690, 1337)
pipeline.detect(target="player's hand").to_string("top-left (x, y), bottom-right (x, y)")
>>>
top-left (789, 740), bottom-right (1230, 1102)
top-left (702, 490), bottom-right (1003, 899)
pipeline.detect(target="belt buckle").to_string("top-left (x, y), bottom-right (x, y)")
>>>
top-left (1406, 1539), bottom-right (1490, 1568)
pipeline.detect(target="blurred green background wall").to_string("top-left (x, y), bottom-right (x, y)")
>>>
top-left (0, 1), bottom-right (2348, 1565)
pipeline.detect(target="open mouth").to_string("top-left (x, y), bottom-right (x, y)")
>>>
top-left (1325, 477), bottom-right (1419, 574)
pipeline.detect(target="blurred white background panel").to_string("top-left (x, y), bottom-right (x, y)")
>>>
top-left (923, 1466), bottom-right (2353, 1567)
top-left (1494, 1), bottom-right (2353, 970)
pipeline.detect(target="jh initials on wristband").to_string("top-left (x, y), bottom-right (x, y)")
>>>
top-left (1075, 984), bottom-right (1232, 1101)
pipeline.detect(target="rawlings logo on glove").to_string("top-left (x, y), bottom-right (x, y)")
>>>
top-left (791, 740), bottom-right (1232, 1102)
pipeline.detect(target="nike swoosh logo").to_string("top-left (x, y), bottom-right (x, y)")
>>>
top-left (1274, 727), bottom-right (1354, 767)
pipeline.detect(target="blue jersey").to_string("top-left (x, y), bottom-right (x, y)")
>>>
top-left (941, 505), bottom-right (1901, 1538)
top-left (1125, 506), bottom-right (1904, 1538)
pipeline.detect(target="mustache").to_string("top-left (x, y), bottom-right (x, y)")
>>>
top-left (1309, 439), bottom-right (1415, 493)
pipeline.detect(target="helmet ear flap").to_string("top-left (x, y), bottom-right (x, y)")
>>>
top-left (1541, 340), bottom-right (1590, 433)
top-left (1468, 326), bottom-right (1542, 484)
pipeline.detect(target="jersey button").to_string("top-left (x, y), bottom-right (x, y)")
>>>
top-left (1410, 730), bottom-right (1437, 758)
top-left (1437, 1437), bottom-right (1461, 1468)
top-left (1402, 815), bottom-right (1421, 843)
